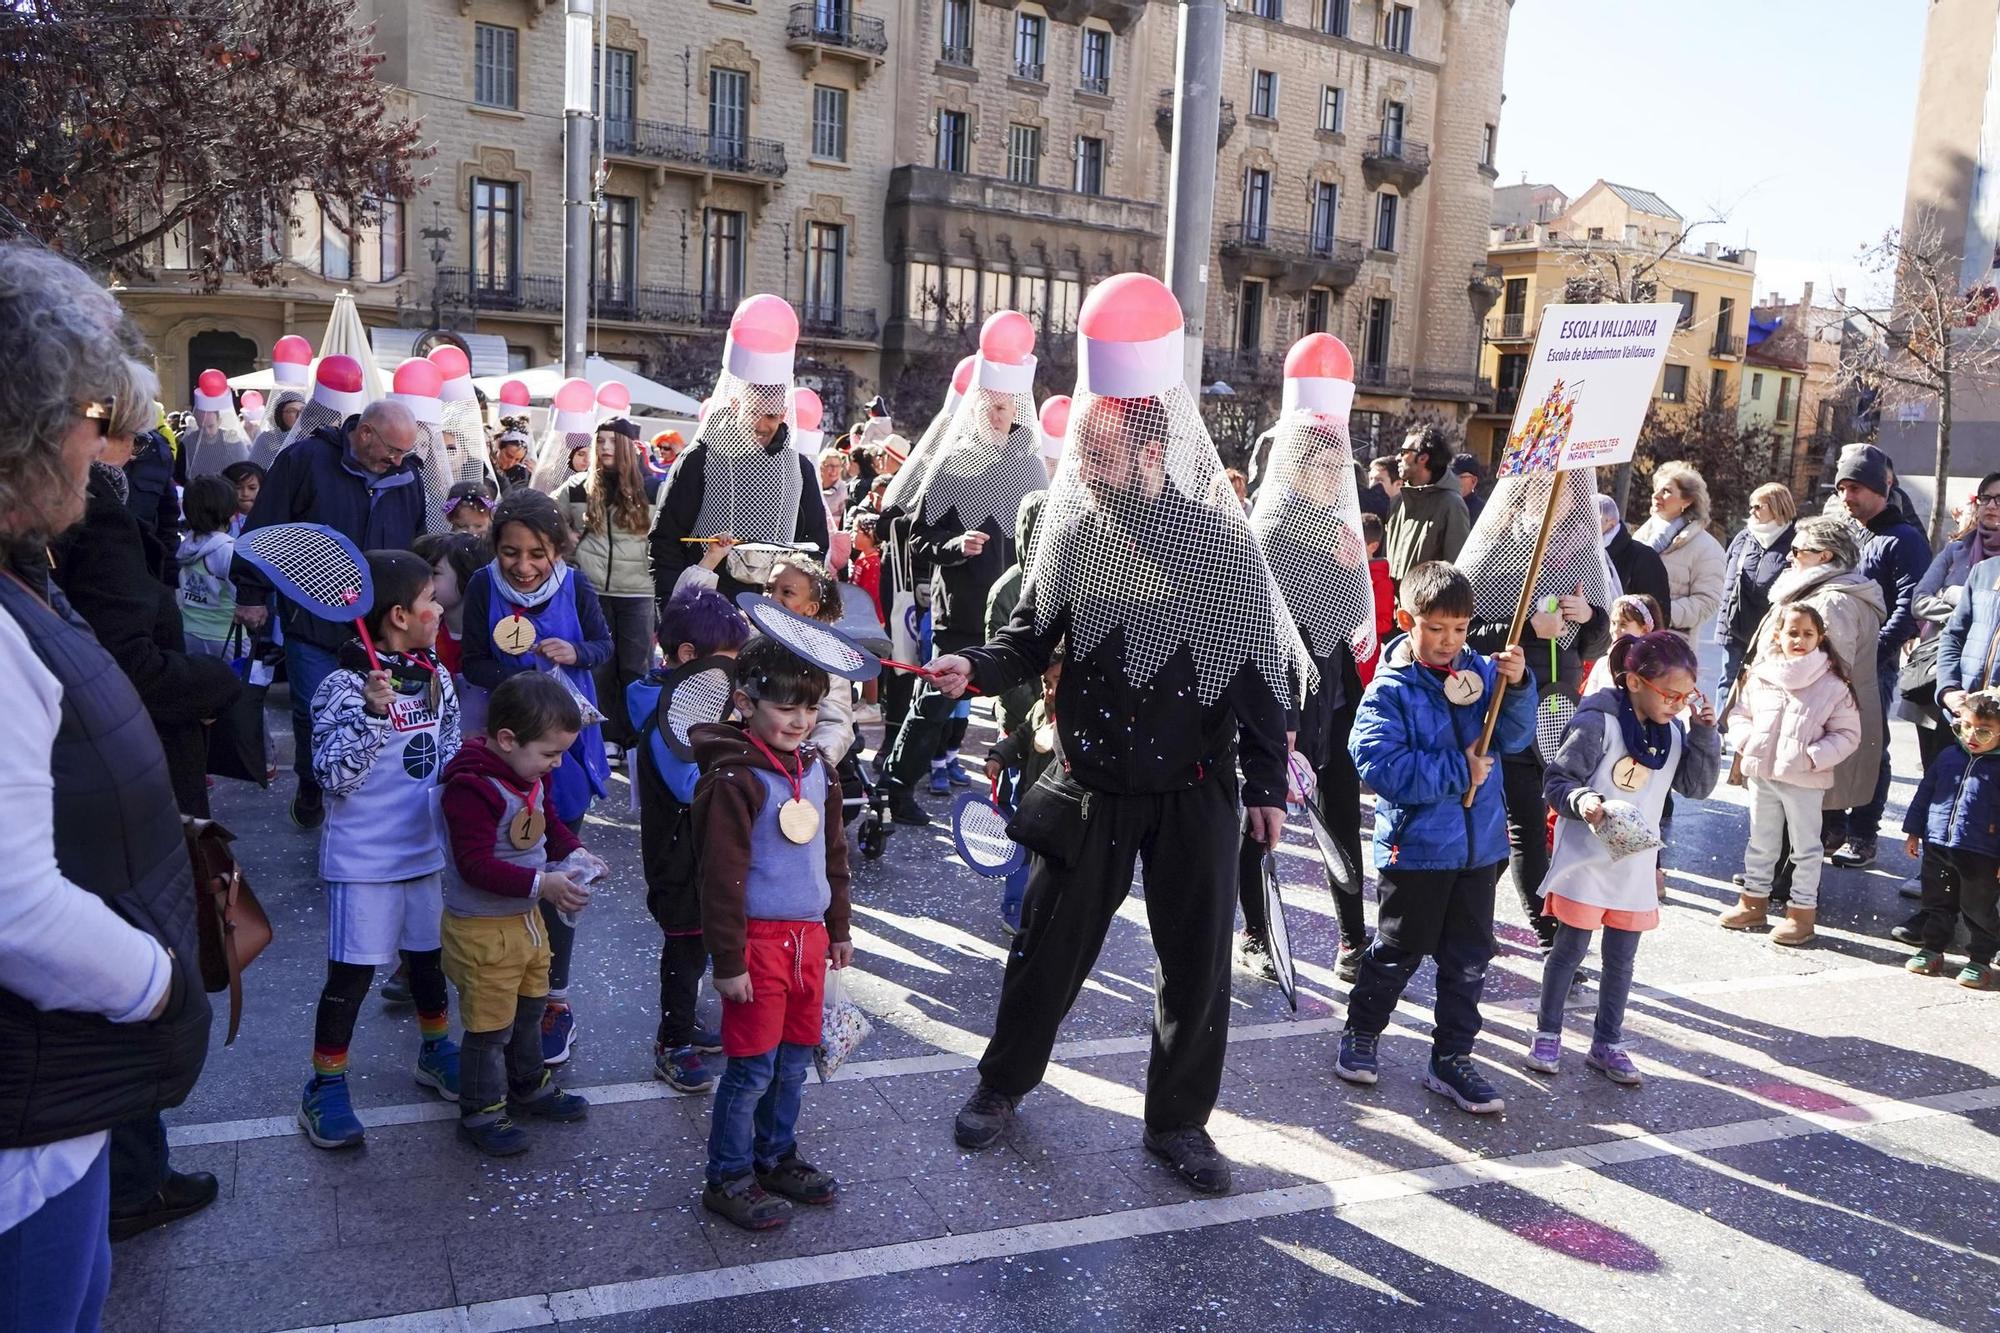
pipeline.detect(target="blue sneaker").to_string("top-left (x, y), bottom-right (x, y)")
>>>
top-left (945, 758), bottom-right (973, 788)
top-left (415, 1037), bottom-right (460, 1102)
top-left (298, 1075), bottom-right (365, 1150)
top-left (653, 1043), bottom-right (716, 1094)
top-left (541, 1002), bottom-right (576, 1066)
top-left (928, 765), bottom-right (952, 796)
top-left (1334, 1031), bottom-right (1378, 1085)
top-left (1425, 1052), bottom-right (1506, 1114)
top-left (691, 1025), bottom-right (724, 1055)
top-left (457, 1109), bottom-right (529, 1157)
top-left (509, 1071), bottom-right (589, 1122)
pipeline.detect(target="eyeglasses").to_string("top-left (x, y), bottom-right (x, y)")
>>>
top-left (1976, 493), bottom-right (2000, 508)
top-left (1633, 674), bottom-right (1707, 711)
top-left (77, 398), bottom-right (116, 438)
top-left (1954, 716), bottom-right (2000, 745)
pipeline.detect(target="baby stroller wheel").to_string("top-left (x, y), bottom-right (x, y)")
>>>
top-left (858, 806), bottom-right (889, 860)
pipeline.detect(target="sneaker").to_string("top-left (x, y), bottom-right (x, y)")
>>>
top-left (297, 1075), bottom-right (365, 1150)
top-left (1957, 963), bottom-right (1996, 990)
top-left (1829, 838), bottom-right (1877, 869)
top-left (1335, 938), bottom-right (1366, 984)
top-left (1334, 1030), bottom-right (1379, 1086)
top-left (509, 1071), bottom-right (589, 1121)
top-left (945, 758), bottom-right (973, 788)
top-left (1730, 872), bottom-right (1745, 887)
top-left (953, 1083), bottom-right (1017, 1149)
top-left (653, 1043), bottom-right (716, 1094)
top-left (888, 791), bottom-right (931, 827)
top-left (703, 1173), bottom-right (791, 1231)
top-left (928, 765), bottom-right (953, 796)
top-left (1584, 1042), bottom-right (1643, 1086)
top-left (691, 1025), bottom-right (724, 1055)
top-left (1821, 830), bottom-right (1847, 858)
top-left (414, 1038), bottom-right (461, 1102)
top-left (289, 786), bottom-right (325, 831)
top-left (756, 1151), bottom-right (838, 1205)
top-left (1236, 931), bottom-right (1278, 982)
top-left (457, 1111), bottom-right (529, 1157)
top-left (1000, 895), bottom-right (1023, 935)
top-left (1141, 1126), bottom-right (1232, 1194)
top-left (1906, 949), bottom-right (1947, 977)
top-left (1889, 920), bottom-right (1924, 946)
top-left (541, 1002), bottom-right (576, 1066)
top-left (379, 965), bottom-right (413, 1006)
top-left (1424, 1052), bottom-right (1506, 1114)
top-left (1523, 1033), bottom-right (1562, 1075)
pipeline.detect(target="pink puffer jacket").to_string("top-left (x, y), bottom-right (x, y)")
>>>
top-left (1724, 649), bottom-right (1863, 789)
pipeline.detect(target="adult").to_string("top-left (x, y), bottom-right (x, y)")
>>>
top-left (1908, 471), bottom-right (2000, 772)
top-left (247, 395), bottom-right (304, 470)
top-left (1632, 461), bottom-right (1726, 646)
top-left (558, 416), bottom-right (661, 752)
top-left (1600, 493), bottom-right (1671, 623)
top-left (182, 370), bottom-right (249, 479)
top-left (0, 240), bottom-right (209, 1328)
top-left (649, 295), bottom-right (829, 605)
top-left (1449, 452), bottom-right (1486, 524)
top-left (1361, 455), bottom-right (1399, 522)
top-left (928, 275), bottom-right (1299, 1196)
top-left (1826, 443), bottom-right (1931, 868)
top-left (1727, 515), bottom-right (1886, 924)
top-left (1382, 424), bottom-right (1471, 580)
top-left (123, 417), bottom-right (182, 587)
top-left (491, 419), bottom-right (534, 492)
top-left (1716, 483), bottom-right (1798, 698)
top-left (234, 398), bottom-right (429, 830)
top-left (818, 447), bottom-right (848, 530)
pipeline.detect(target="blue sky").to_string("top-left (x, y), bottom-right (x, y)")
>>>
top-left (1493, 0), bottom-right (1926, 306)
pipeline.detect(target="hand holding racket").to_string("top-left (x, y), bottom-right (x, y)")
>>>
top-left (924, 654), bottom-right (975, 698)
top-left (362, 669), bottom-right (396, 717)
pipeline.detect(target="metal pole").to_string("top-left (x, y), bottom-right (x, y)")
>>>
top-left (1164, 0), bottom-right (1225, 393)
top-left (561, 0), bottom-right (595, 377)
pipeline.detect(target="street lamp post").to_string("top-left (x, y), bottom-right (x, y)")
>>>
top-left (562, 0), bottom-right (596, 377)
top-left (421, 201), bottom-right (452, 331)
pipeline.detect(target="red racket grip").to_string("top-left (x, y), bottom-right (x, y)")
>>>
top-left (881, 658), bottom-right (982, 696)
top-left (354, 617), bottom-right (383, 673)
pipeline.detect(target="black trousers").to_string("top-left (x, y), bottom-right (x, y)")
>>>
top-left (594, 593), bottom-right (656, 747)
top-left (1344, 864), bottom-right (1500, 1058)
top-left (1237, 747), bottom-right (1368, 949)
top-left (1499, 748), bottom-right (1553, 941)
top-left (978, 773), bottom-right (1241, 1131)
top-left (883, 630), bottom-right (979, 791)
top-left (1918, 844), bottom-right (2000, 963)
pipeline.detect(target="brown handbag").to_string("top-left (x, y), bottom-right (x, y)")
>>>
top-left (183, 817), bottom-right (272, 1046)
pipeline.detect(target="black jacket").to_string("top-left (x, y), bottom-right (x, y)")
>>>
top-left (911, 513), bottom-right (1009, 641)
top-left (648, 431), bottom-right (831, 604)
top-left (1718, 522), bottom-right (1796, 650)
top-left (1607, 524), bottom-right (1673, 627)
top-left (123, 429), bottom-right (182, 587)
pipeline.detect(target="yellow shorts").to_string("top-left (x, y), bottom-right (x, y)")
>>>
top-left (441, 910), bottom-right (551, 1033)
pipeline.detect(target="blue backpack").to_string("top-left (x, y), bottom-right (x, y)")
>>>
top-left (626, 671), bottom-right (701, 803)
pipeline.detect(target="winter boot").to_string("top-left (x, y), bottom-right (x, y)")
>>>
top-left (1770, 905), bottom-right (1816, 947)
top-left (1718, 893), bottom-right (1768, 931)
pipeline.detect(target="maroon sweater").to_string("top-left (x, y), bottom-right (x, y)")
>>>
top-left (439, 738), bottom-right (583, 899)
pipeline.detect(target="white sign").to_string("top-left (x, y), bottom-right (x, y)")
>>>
top-left (1497, 302), bottom-right (1681, 474)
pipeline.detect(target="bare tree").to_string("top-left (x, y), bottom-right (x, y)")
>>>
top-left (1829, 212), bottom-right (2000, 545)
top-left (1612, 380), bottom-right (1787, 534)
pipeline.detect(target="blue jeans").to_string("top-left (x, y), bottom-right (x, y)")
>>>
top-left (1843, 673), bottom-right (1897, 842)
top-left (1716, 638), bottom-right (1748, 704)
top-left (1536, 923), bottom-right (1642, 1046)
top-left (706, 1041), bottom-right (813, 1185)
top-left (0, 1142), bottom-right (111, 1333)
top-left (285, 637), bottom-right (341, 796)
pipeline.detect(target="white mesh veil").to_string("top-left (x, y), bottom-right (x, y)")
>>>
top-left (184, 406), bottom-right (250, 479)
top-left (902, 385), bottom-right (1048, 536)
top-left (530, 422), bottom-right (594, 493)
top-left (879, 393), bottom-right (956, 516)
top-left (405, 415), bottom-right (456, 536)
top-left (439, 397), bottom-right (492, 489)
top-left (1027, 386), bottom-right (1312, 707)
top-left (248, 387), bottom-right (305, 468)
top-left (283, 394), bottom-right (351, 452)
top-left (689, 374), bottom-right (804, 545)
top-left (1248, 410), bottom-right (1376, 664)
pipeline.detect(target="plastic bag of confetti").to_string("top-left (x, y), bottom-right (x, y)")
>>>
top-left (1592, 799), bottom-right (1664, 863)
top-left (814, 967), bottom-right (872, 1082)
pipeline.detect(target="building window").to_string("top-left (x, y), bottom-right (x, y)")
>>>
top-left (812, 86), bottom-right (849, 161)
top-left (1310, 181), bottom-right (1338, 253)
top-left (1672, 289), bottom-right (1696, 327)
top-left (474, 24), bottom-right (518, 109)
top-left (703, 207), bottom-right (745, 313)
top-left (1716, 296), bottom-right (1737, 353)
top-left (811, 0), bottom-right (850, 36)
top-left (1364, 297), bottom-right (1392, 369)
top-left (1319, 0), bottom-right (1349, 37)
top-left (1243, 168), bottom-right (1272, 241)
top-left (1014, 12), bottom-right (1046, 81)
top-left (710, 68), bottom-right (749, 156)
top-left (1237, 281), bottom-right (1265, 351)
top-left (596, 47), bottom-right (637, 145)
top-left (944, 264), bottom-right (979, 325)
top-left (470, 178), bottom-right (518, 296)
top-left (1250, 70), bottom-right (1278, 119)
top-left (1750, 371), bottom-right (1764, 400)
top-left (1480, 123), bottom-right (1496, 167)
top-left (804, 222), bottom-right (844, 322)
top-left (319, 202), bottom-right (351, 281)
top-left (1017, 273), bottom-right (1050, 327)
top-left (980, 269), bottom-right (1011, 318)
top-left (1383, 100), bottom-right (1406, 150)
top-left (1007, 124), bottom-right (1042, 185)
top-left (595, 194), bottom-right (635, 307)
top-left (1383, 3), bottom-right (1413, 53)
top-left (1709, 367), bottom-right (1728, 404)
top-left (1049, 276), bottom-right (1081, 331)
top-left (1373, 192), bottom-right (1398, 252)
top-left (1079, 27), bottom-right (1112, 95)
top-left (365, 197), bottom-right (402, 283)
top-left (1661, 364), bottom-right (1689, 402)
top-left (1587, 226), bottom-right (1605, 240)
top-left (905, 260), bottom-right (943, 326)
top-left (1073, 135), bottom-right (1105, 195)
top-left (1497, 352), bottom-right (1528, 410)
top-left (1319, 86), bottom-right (1344, 133)
top-left (936, 109), bottom-right (970, 171)
top-left (1305, 287), bottom-right (1332, 334)
top-left (941, 0), bottom-right (973, 63)
top-left (1776, 377), bottom-right (1793, 421)
top-left (1251, 0), bottom-right (1283, 18)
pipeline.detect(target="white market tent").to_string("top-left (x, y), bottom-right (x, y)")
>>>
top-left (470, 356), bottom-right (701, 417)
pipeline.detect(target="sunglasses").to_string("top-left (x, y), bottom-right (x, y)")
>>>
top-left (78, 398), bottom-right (116, 438)
top-left (1954, 716), bottom-right (2000, 744)
top-left (1633, 673), bottom-right (1708, 711)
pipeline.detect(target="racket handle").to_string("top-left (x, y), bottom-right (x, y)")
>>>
top-left (882, 659), bottom-right (982, 696)
top-left (354, 617), bottom-right (382, 673)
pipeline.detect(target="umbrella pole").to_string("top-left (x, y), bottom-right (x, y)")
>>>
top-left (1462, 469), bottom-right (1565, 808)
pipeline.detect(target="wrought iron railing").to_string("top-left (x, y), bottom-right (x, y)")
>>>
top-left (787, 4), bottom-right (888, 55)
top-left (603, 118), bottom-right (788, 177)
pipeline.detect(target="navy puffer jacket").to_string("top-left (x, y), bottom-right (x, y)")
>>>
top-left (1905, 743), bottom-right (2000, 859)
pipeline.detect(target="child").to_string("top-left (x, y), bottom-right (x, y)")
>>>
top-left (1527, 632), bottom-right (1722, 1084)
top-left (175, 474), bottom-right (239, 658)
top-left (1340, 562), bottom-right (1535, 1114)
top-left (1361, 512), bottom-right (1394, 678)
top-left (1582, 595), bottom-right (1666, 697)
top-left (439, 672), bottom-right (600, 1154)
top-left (412, 531), bottom-right (490, 681)
top-left (493, 419), bottom-right (534, 492)
top-left (220, 459), bottom-right (263, 537)
top-left (298, 551), bottom-right (461, 1149)
top-left (1899, 690), bottom-right (2000, 985)
top-left (692, 638), bottom-right (854, 1230)
top-left (446, 482), bottom-right (495, 537)
top-left (984, 647), bottom-right (1063, 933)
top-left (1720, 606), bottom-right (1862, 945)
top-left (849, 511), bottom-right (884, 625)
top-left (632, 588), bottom-right (751, 1092)
top-left (460, 488), bottom-right (613, 1065)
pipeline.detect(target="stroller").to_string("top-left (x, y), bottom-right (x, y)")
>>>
top-left (833, 583), bottom-right (896, 860)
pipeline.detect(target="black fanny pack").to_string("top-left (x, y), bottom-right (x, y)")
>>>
top-left (1006, 767), bottom-right (1095, 868)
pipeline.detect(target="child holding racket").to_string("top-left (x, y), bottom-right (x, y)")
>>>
top-left (691, 639), bottom-right (854, 1231)
top-left (299, 552), bottom-right (461, 1150)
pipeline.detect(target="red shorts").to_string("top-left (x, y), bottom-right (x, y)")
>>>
top-left (721, 919), bottom-right (829, 1058)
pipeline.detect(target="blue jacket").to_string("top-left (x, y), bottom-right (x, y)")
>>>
top-left (1904, 743), bottom-right (2000, 859)
top-left (1858, 507), bottom-right (1931, 671)
top-left (1935, 555), bottom-right (2000, 697)
top-left (1349, 636), bottom-right (1538, 871)
top-left (1716, 522), bottom-right (1795, 649)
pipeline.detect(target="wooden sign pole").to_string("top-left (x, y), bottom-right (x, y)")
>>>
top-left (1462, 470), bottom-right (1566, 808)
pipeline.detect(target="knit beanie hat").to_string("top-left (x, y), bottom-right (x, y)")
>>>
top-left (1834, 443), bottom-right (1891, 496)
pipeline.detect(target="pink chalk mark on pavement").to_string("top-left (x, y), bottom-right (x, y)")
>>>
top-left (1744, 1080), bottom-right (1870, 1120)
top-left (1513, 1215), bottom-right (1660, 1272)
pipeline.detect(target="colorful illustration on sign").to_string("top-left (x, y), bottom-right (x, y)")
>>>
top-left (1497, 378), bottom-right (1579, 477)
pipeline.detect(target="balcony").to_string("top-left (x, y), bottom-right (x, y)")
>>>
top-left (1486, 312), bottom-right (1533, 342)
top-left (1155, 90), bottom-right (1236, 151)
top-left (1012, 59), bottom-right (1046, 86)
top-left (436, 267), bottom-right (563, 315)
top-left (1203, 347), bottom-right (1280, 386)
top-left (1711, 333), bottom-right (1745, 359)
top-left (938, 43), bottom-right (975, 70)
top-left (786, 4), bottom-right (887, 80)
top-left (593, 285), bottom-right (732, 328)
top-left (438, 270), bottom-right (741, 329)
top-left (1218, 222), bottom-right (1363, 294)
top-left (1360, 134), bottom-right (1430, 191)
top-left (603, 118), bottom-right (787, 210)
top-left (886, 164), bottom-right (1161, 236)
top-left (1078, 72), bottom-right (1110, 97)
top-left (799, 304), bottom-right (880, 344)
top-left (1413, 370), bottom-right (1496, 406)
top-left (1493, 383), bottom-right (1522, 417)
top-left (1354, 363), bottom-right (1414, 395)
